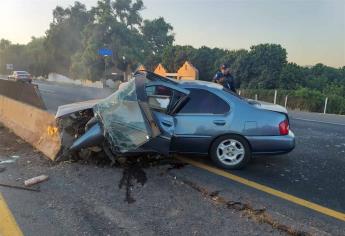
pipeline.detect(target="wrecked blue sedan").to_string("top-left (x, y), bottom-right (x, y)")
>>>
top-left (55, 71), bottom-right (295, 169)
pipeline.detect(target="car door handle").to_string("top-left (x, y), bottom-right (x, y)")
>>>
top-left (213, 120), bottom-right (226, 126)
top-left (161, 120), bottom-right (173, 127)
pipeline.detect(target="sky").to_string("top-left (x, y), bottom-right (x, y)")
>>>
top-left (0, 0), bottom-right (344, 67)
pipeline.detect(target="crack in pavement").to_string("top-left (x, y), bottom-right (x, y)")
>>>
top-left (173, 176), bottom-right (312, 236)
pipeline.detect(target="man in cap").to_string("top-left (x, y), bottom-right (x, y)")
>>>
top-left (212, 64), bottom-right (236, 93)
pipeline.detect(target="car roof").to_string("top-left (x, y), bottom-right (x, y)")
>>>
top-left (178, 80), bottom-right (223, 89)
top-left (136, 70), bottom-right (223, 89)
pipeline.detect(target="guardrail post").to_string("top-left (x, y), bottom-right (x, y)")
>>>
top-left (255, 94), bottom-right (258, 101)
top-left (274, 90), bottom-right (277, 104)
top-left (323, 97), bottom-right (328, 114)
top-left (284, 95), bottom-right (288, 108)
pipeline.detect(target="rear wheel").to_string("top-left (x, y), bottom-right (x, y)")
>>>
top-left (210, 135), bottom-right (251, 170)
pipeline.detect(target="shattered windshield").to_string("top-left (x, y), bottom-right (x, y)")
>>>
top-left (93, 78), bottom-right (150, 153)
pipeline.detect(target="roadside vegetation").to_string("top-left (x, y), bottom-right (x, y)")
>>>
top-left (0, 0), bottom-right (344, 113)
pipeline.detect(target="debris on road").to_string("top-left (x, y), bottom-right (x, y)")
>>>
top-left (24, 175), bottom-right (49, 186)
top-left (16, 138), bottom-right (25, 144)
top-left (0, 155), bottom-right (20, 164)
top-left (0, 166), bottom-right (6, 172)
top-left (116, 155), bottom-right (187, 203)
top-left (0, 183), bottom-right (40, 192)
top-left (167, 162), bottom-right (187, 170)
top-left (119, 161), bottom-right (147, 204)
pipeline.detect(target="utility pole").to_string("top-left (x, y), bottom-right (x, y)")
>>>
top-left (104, 55), bottom-right (108, 79)
top-left (324, 97), bottom-right (328, 114)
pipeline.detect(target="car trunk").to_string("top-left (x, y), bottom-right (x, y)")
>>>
top-left (247, 99), bottom-right (288, 115)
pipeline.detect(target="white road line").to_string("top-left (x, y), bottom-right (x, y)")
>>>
top-left (292, 117), bottom-right (345, 126)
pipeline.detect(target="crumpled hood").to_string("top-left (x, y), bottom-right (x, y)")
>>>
top-left (247, 99), bottom-right (288, 114)
top-left (55, 99), bottom-right (101, 118)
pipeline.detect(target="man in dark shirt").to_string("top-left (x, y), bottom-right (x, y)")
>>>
top-left (212, 64), bottom-right (236, 93)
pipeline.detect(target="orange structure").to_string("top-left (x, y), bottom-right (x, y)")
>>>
top-left (136, 64), bottom-right (146, 71)
top-left (177, 61), bottom-right (199, 80)
top-left (154, 63), bottom-right (168, 77)
top-left (153, 61), bottom-right (198, 80)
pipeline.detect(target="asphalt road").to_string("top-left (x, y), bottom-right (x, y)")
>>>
top-left (1, 80), bottom-right (344, 235)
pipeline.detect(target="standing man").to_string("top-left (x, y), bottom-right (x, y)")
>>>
top-left (212, 64), bottom-right (236, 93)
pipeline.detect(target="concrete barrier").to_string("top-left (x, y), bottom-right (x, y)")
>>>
top-left (0, 79), bottom-right (46, 109)
top-left (0, 95), bottom-right (61, 161)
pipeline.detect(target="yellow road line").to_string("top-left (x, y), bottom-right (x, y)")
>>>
top-left (177, 156), bottom-right (345, 222)
top-left (0, 193), bottom-right (23, 236)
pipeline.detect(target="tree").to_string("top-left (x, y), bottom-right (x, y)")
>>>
top-left (70, 0), bottom-right (146, 80)
top-left (279, 63), bottom-right (306, 89)
top-left (0, 39), bottom-right (11, 51)
top-left (246, 44), bottom-right (287, 89)
top-left (189, 46), bottom-right (227, 81)
top-left (45, 1), bottom-right (92, 74)
top-left (24, 37), bottom-right (50, 76)
top-left (0, 39), bottom-right (12, 73)
top-left (141, 17), bottom-right (174, 55)
top-left (0, 40), bottom-right (27, 73)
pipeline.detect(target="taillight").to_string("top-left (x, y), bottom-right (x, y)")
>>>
top-left (279, 120), bottom-right (289, 135)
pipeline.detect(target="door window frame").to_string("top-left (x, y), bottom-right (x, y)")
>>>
top-left (145, 82), bottom-right (190, 115)
top-left (175, 88), bottom-right (231, 116)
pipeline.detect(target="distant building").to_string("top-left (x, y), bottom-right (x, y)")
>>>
top-left (136, 64), bottom-right (146, 71)
top-left (154, 63), bottom-right (168, 77)
top-left (177, 61), bottom-right (199, 80)
top-left (153, 61), bottom-right (199, 80)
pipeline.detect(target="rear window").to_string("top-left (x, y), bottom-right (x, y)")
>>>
top-left (223, 88), bottom-right (244, 100)
top-left (178, 89), bottom-right (230, 114)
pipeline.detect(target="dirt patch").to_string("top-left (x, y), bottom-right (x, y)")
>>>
top-left (0, 123), bottom-right (34, 156)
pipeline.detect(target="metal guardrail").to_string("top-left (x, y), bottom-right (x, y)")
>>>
top-left (239, 89), bottom-right (344, 115)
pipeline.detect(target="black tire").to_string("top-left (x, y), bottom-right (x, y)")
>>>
top-left (210, 134), bottom-right (251, 170)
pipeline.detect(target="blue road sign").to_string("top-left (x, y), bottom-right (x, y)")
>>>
top-left (98, 48), bottom-right (113, 56)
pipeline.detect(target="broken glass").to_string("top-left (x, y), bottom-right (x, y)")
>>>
top-left (93, 78), bottom-right (150, 153)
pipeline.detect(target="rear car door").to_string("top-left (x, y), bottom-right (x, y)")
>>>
top-left (171, 88), bottom-right (231, 154)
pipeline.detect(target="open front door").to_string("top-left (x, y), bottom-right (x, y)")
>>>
top-left (138, 78), bottom-right (190, 155)
top-left (92, 72), bottom-right (189, 156)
